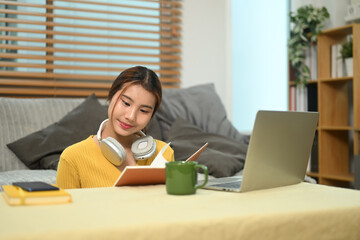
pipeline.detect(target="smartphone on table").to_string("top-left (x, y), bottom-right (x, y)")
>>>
top-left (12, 181), bottom-right (59, 192)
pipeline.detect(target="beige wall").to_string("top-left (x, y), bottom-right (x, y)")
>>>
top-left (181, 0), bottom-right (233, 119)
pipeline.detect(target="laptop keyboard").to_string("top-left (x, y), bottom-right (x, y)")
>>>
top-left (211, 180), bottom-right (242, 189)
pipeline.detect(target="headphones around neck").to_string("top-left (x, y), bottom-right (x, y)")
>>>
top-left (97, 119), bottom-right (156, 166)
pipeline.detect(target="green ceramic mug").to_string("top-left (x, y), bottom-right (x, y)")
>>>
top-left (165, 161), bottom-right (208, 195)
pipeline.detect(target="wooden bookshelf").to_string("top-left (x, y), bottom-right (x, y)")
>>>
top-left (290, 24), bottom-right (360, 188)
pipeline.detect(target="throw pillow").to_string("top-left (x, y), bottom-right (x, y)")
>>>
top-left (157, 83), bottom-right (248, 142)
top-left (0, 97), bottom-right (84, 172)
top-left (7, 94), bottom-right (108, 170)
top-left (167, 118), bottom-right (250, 178)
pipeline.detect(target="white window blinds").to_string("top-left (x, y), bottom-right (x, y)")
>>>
top-left (0, 0), bottom-right (182, 97)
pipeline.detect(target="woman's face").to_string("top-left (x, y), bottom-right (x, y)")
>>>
top-left (108, 83), bottom-right (156, 137)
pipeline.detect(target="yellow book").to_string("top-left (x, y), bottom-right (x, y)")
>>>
top-left (2, 185), bottom-right (72, 206)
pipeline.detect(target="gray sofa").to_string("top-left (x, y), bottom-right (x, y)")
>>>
top-left (0, 98), bottom-right (82, 190)
top-left (0, 83), bottom-right (250, 190)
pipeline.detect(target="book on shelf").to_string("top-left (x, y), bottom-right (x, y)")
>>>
top-left (2, 184), bottom-right (72, 206)
top-left (310, 132), bottom-right (319, 173)
top-left (331, 44), bottom-right (337, 78)
top-left (307, 84), bottom-right (318, 112)
top-left (336, 43), bottom-right (343, 78)
top-left (307, 131), bottom-right (318, 173)
top-left (295, 84), bottom-right (308, 112)
top-left (114, 142), bottom-right (208, 187)
top-left (291, 84), bottom-right (317, 113)
top-left (289, 86), bottom-right (296, 111)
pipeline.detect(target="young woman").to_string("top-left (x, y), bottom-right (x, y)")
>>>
top-left (56, 66), bottom-right (174, 189)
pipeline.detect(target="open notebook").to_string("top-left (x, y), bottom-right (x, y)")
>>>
top-left (114, 142), bottom-right (208, 186)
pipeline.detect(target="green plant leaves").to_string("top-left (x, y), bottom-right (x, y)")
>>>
top-left (340, 37), bottom-right (353, 59)
top-left (288, 5), bottom-right (330, 84)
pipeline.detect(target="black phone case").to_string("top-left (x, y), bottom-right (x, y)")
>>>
top-left (12, 181), bottom-right (59, 192)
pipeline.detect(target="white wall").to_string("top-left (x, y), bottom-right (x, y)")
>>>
top-left (181, 0), bottom-right (233, 118)
top-left (231, 1), bottom-right (289, 132)
top-left (181, 0), bottom-right (349, 132)
top-left (291, 0), bottom-right (347, 29)
top-left (182, 0), bottom-right (288, 132)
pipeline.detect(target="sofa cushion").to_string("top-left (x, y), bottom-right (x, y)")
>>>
top-left (155, 83), bottom-right (248, 143)
top-left (0, 97), bottom-right (86, 172)
top-left (7, 94), bottom-right (107, 170)
top-left (167, 118), bottom-right (249, 178)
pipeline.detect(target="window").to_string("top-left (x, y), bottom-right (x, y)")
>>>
top-left (0, 0), bottom-right (182, 97)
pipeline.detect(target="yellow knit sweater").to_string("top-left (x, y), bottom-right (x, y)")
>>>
top-left (56, 136), bottom-right (174, 189)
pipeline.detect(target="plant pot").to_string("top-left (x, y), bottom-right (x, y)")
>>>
top-left (344, 57), bottom-right (353, 77)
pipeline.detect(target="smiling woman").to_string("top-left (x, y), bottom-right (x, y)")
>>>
top-left (107, 82), bottom-right (157, 137)
top-left (56, 66), bottom-right (175, 189)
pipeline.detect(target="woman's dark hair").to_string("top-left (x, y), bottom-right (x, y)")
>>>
top-left (108, 66), bottom-right (162, 116)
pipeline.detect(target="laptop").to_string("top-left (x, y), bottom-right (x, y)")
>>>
top-left (201, 110), bottom-right (319, 193)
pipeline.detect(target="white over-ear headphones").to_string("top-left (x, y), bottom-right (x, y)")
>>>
top-left (97, 119), bottom-right (156, 166)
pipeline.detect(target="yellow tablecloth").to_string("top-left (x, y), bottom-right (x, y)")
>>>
top-left (1, 182), bottom-right (360, 240)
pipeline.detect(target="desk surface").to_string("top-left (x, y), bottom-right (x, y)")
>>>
top-left (1, 182), bottom-right (360, 240)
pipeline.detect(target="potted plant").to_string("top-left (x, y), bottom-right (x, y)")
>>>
top-left (340, 36), bottom-right (353, 76)
top-left (288, 5), bottom-right (330, 85)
